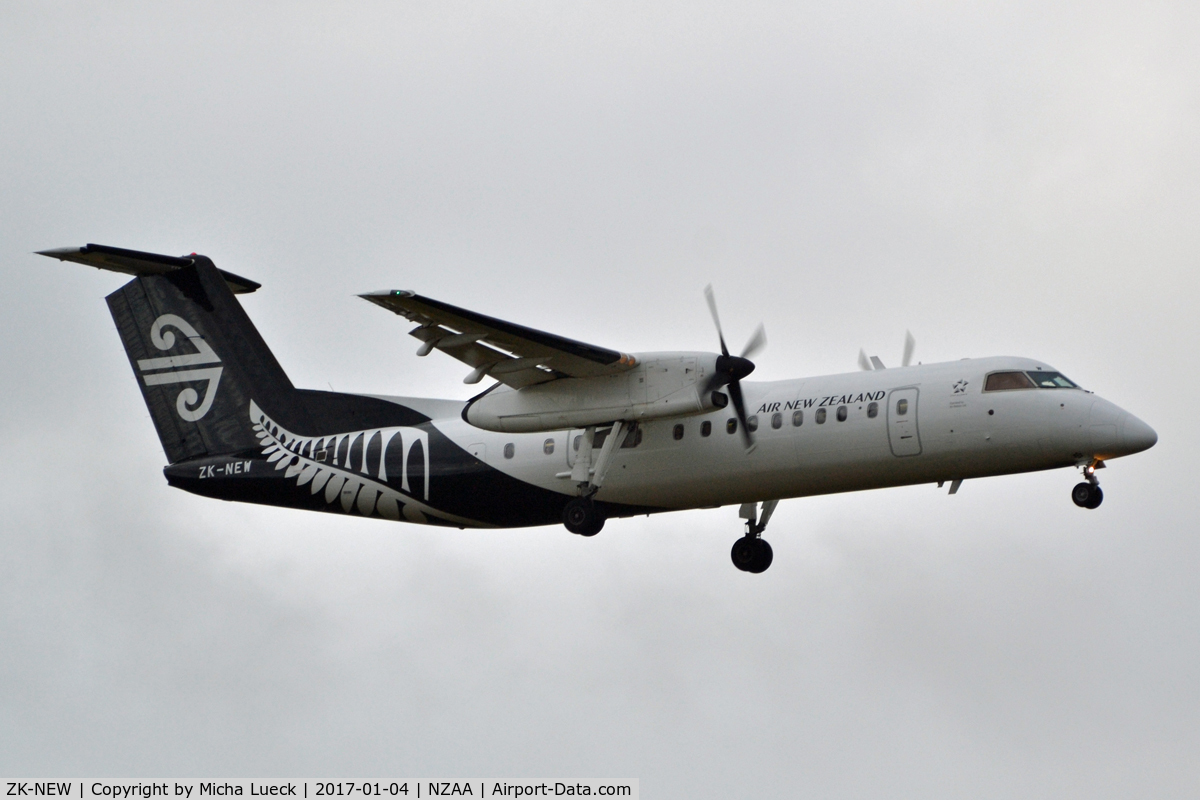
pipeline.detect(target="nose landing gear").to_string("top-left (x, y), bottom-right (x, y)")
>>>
top-left (732, 500), bottom-right (778, 573)
top-left (1071, 460), bottom-right (1104, 509)
top-left (1072, 482), bottom-right (1103, 509)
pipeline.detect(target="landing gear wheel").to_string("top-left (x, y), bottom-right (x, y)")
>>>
top-left (579, 517), bottom-right (604, 536)
top-left (748, 539), bottom-right (773, 573)
top-left (731, 537), bottom-right (773, 573)
top-left (731, 537), bottom-right (756, 570)
top-left (563, 497), bottom-right (605, 536)
top-left (1072, 482), bottom-right (1103, 509)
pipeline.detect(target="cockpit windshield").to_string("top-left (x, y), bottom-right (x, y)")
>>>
top-left (984, 371), bottom-right (1034, 391)
top-left (1026, 371), bottom-right (1078, 388)
top-left (984, 370), bottom-right (1079, 391)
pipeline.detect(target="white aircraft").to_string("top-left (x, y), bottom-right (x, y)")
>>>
top-left (40, 244), bottom-right (1158, 573)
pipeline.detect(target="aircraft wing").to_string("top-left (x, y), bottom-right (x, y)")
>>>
top-left (360, 290), bottom-right (637, 388)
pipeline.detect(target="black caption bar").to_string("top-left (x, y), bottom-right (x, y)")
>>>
top-left (3, 783), bottom-right (638, 800)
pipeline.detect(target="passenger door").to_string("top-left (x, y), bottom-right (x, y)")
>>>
top-left (887, 388), bottom-right (922, 456)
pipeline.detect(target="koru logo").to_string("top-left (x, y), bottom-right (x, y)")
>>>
top-left (952, 379), bottom-right (969, 394)
top-left (137, 314), bottom-right (223, 421)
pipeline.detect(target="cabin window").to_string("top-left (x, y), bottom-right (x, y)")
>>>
top-left (984, 371), bottom-right (1035, 392)
top-left (592, 428), bottom-right (611, 449)
top-left (1027, 370), bottom-right (1078, 388)
top-left (573, 435), bottom-right (581, 452)
top-left (621, 423), bottom-right (642, 448)
top-left (816, 408), bottom-right (826, 424)
top-left (747, 415), bottom-right (759, 432)
top-left (792, 410), bottom-right (803, 427)
top-left (727, 418), bottom-right (738, 434)
top-left (771, 412), bottom-right (783, 429)
top-left (701, 420), bottom-right (712, 437)
top-left (543, 438), bottom-right (555, 455)
top-left (896, 399), bottom-right (908, 415)
top-left (673, 424), bottom-right (684, 441)
top-left (503, 443), bottom-right (515, 459)
top-left (837, 405), bottom-right (848, 422)
top-left (867, 402), bottom-right (878, 418)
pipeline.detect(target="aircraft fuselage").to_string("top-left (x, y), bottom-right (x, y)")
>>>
top-left (165, 356), bottom-right (1156, 528)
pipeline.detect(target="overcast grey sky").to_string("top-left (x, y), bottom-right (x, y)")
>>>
top-left (2, 2), bottom-right (1198, 796)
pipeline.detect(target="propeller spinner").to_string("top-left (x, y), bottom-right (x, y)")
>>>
top-left (704, 285), bottom-right (766, 451)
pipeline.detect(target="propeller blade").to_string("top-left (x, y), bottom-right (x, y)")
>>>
top-left (727, 379), bottom-right (755, 451)
top-left (740, 323), bottom-right (767, 360)
top-left (703, 285), bottom-right (759, 447)
top-left (858, 348), bottom-right (873, 371)
top-left (703, 284), bottom-right (730, 357)
top-left (902, 330), bottom-right (916, 367)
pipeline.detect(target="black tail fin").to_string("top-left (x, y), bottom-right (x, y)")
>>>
top-left (40, 244), bottom-right (432, 468)
top-left (101, 251), bottom-right (296, 463)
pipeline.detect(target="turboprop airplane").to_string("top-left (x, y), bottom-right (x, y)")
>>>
top-left (38, 243), bottom-right (1158, 573)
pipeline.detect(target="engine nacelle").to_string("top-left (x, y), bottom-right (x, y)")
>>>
top-left (463, 352), bottom-right (724, 433)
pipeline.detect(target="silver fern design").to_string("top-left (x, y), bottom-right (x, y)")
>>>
top-left (249, 400), bottom-right (483, 527)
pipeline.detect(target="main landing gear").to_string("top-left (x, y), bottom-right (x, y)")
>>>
top-left (562, 421), bottom-right (624, 537)
top-left (563, 496), bottom-right (605, 536)
top-left (1072, 459), bottom-right (1104, 509)
top-left (731, 500), bottom-right (778, 574)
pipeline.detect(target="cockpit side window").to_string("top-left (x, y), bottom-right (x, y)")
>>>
top-left (984, 371), bottom-right (1035, 392)
top-left (1026, 370), bottom-right (1078, 388)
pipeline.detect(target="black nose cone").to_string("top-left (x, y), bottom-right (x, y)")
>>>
top-left (716, 355), bottom-right (755, 381)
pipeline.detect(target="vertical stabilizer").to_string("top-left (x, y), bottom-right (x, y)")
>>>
top-left (103, 256), bottom-right (295, 463)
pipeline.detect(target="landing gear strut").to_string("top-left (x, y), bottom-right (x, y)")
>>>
top-left (731, 500), bottom-right (778, 573)
top-left (1072, 459), bottom-right (1104, 509)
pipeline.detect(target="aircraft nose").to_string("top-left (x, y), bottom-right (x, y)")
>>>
top-left (1119, 412), bottom-right (1158, 455)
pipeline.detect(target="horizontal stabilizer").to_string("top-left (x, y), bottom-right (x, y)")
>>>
top-left (37, 243), bottom-right (260, 294)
